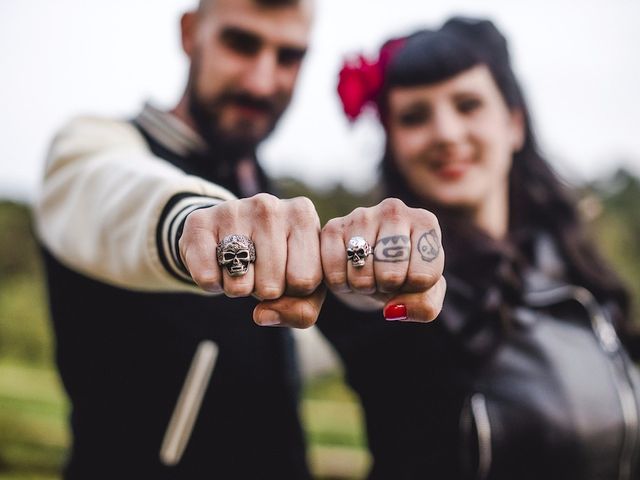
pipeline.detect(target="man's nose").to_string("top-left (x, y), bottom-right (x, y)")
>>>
top-left (241, 50), bottom-right (279, 98)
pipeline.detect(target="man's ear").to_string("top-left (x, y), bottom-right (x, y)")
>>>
top-left (509, 108), bottom-right (525, 152)
top-left (180, 12), bottom-right (198, 58)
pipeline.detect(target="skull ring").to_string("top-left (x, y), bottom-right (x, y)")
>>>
top-left (216, 234), bottom-right (256, 277)
top-left (346, 236), bottom-right (373, 268)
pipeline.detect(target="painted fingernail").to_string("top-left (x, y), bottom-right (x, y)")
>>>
top-left (257, 310), bottom-right (282, 327)
top-left (384, 304), bottom-right (408, 321)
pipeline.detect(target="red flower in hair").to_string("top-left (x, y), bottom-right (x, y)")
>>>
top-left (338, 55), bottom-right (384, 121)
top-left (337, 38), bottom-right (406, 122)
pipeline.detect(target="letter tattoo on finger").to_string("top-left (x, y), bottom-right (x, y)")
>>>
top-left (417, 230), bottom-right (440, 262)
top-left (374, 235), bottom-right (410, 262)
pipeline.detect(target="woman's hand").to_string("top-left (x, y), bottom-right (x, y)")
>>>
top-left (321, 198), bottom-right (446, 322)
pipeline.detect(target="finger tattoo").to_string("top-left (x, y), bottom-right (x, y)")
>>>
top-left (417, 229), bottom-right (440, 262)
top-left (374, 235), bottom-right (410, 263)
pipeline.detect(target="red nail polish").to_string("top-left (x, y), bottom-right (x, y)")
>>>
top-left (384, 304), bottom-right (408, 321)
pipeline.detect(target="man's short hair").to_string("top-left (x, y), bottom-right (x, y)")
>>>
top-left (199, 0), bottom-right (300, 12)
top-left (253, 0), bottom-right (300, 5)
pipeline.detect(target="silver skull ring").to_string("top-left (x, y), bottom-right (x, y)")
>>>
top-left (216, 234), bottom-right (256, 277)
top-left (346, 236), bottom-right (373, 268)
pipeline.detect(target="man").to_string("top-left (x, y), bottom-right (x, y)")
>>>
top-left (34, 0), bottom-right (445, 478)
top-left (36, 1), bottom-right (320, 478)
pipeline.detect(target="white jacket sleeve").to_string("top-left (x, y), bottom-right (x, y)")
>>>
top-left (34, 116), bottom-right (237, 293)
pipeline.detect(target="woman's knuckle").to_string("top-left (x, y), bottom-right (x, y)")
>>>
top-left (350, 275), bottom-right (376, 293)
top-left (379, 197), bottom-right (406, 219)
top-left (377, 270), bottom-right (405, 290)
top-left (325, 271), bottom-right (347, 289)
top-left (323, 217), bottom-right (341, 233)
top-left (406, 271), bottom-right (437, 289)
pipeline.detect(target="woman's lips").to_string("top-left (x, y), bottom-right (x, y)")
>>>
top-left (429, 158), bottom-right (473, 181)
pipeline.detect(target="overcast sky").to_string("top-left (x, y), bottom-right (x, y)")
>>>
top-left (1, 0), bottom-right (639, 202)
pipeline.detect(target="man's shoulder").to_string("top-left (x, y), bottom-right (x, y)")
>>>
top-left (50, 114), bottom-right (149, 157)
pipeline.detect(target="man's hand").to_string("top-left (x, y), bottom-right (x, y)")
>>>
top-left (321, 198), bottom-right (446, 323)
top-left (179, 193), bottom-right (324, 328)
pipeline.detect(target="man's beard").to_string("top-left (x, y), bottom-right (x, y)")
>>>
top-left (187, 79), bottom-right (288, 160)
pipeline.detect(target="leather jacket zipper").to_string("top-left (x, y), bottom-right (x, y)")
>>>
top-left (471, 393), bottom-right (492, 480)
top-left (525, 286), bottom-right (639, 480)
top-left (461, 392), bottom-right (493, 480)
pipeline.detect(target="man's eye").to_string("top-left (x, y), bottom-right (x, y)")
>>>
top-left (457, 97), bottom-right (482, 114)
top-left (278, 47), bottom-right (306, 67)
top-left (220, 29), bottom-right (261, 56)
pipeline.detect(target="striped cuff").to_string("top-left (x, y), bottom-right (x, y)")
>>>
top-left (157, 193), bottom-right (224, 283)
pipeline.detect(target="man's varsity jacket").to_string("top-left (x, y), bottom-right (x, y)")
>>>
top-left (34, 104), bottom-right (311, 479)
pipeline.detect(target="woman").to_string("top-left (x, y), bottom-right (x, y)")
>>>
top-left (318, 17), bottom-right (640, 479)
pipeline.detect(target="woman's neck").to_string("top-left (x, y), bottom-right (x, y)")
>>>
top-left (473, 186), bottom-right (509, 240)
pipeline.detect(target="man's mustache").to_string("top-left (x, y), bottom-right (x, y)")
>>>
top-left (218, 92), bottom-right (278, 114)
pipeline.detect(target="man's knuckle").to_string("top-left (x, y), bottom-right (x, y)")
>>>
top-left (297, 301), bottom-right (318, 329)
top-left (255, 283), bottom-right (285, 300)
top-left (224, 282), bottom-right (252, 298)
top-left (250, 193), bottom-right (280, 218)
top-left (289, 196), bottom-right (314, 213)
top-left (193, 269), bottom-right (220, 291)
top-left (184, 209), bottom-right (207, 231)
top-left (288, 197), bottom-right (319, 227)
top-left (288, 275), bottom-right (320, 295)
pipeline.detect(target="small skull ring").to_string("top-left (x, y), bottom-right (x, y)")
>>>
top-left (346, 236), bottom-right (373, 268)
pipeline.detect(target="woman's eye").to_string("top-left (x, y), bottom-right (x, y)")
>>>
top-left (457, 97), bottom-right (482, 114)
top-left (397, 109), bottom-right (429, 126)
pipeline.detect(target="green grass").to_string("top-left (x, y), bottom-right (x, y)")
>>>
top-left (0, 474), bottom-right (60, 480)
top-left (302, 373), bottom-right (367, 448)
top-left (302, 373), bottom-right (370, 479)
top-left (0, 361), bottom-right (68, 479)
top-left (0, 274), bottom-right (51, 366)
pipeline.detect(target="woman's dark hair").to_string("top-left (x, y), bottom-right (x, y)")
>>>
top-left (380, 17), bottom-right (630, 328)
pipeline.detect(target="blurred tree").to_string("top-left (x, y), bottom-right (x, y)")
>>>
top-left (0, 201), bottom-right (51, 364)
top-left (275, 177), bottom-right (381, 225)
top-left (0, 202), bottom-right (40, 279)
top-left (587, 168), bottom-right (640, 325)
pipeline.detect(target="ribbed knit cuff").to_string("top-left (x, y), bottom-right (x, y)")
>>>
top-left (157, 193), bottom-right (223, 283)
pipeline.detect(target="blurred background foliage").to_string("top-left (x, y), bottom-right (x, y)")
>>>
top-left (1, 168), bottom-right (639, 479)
